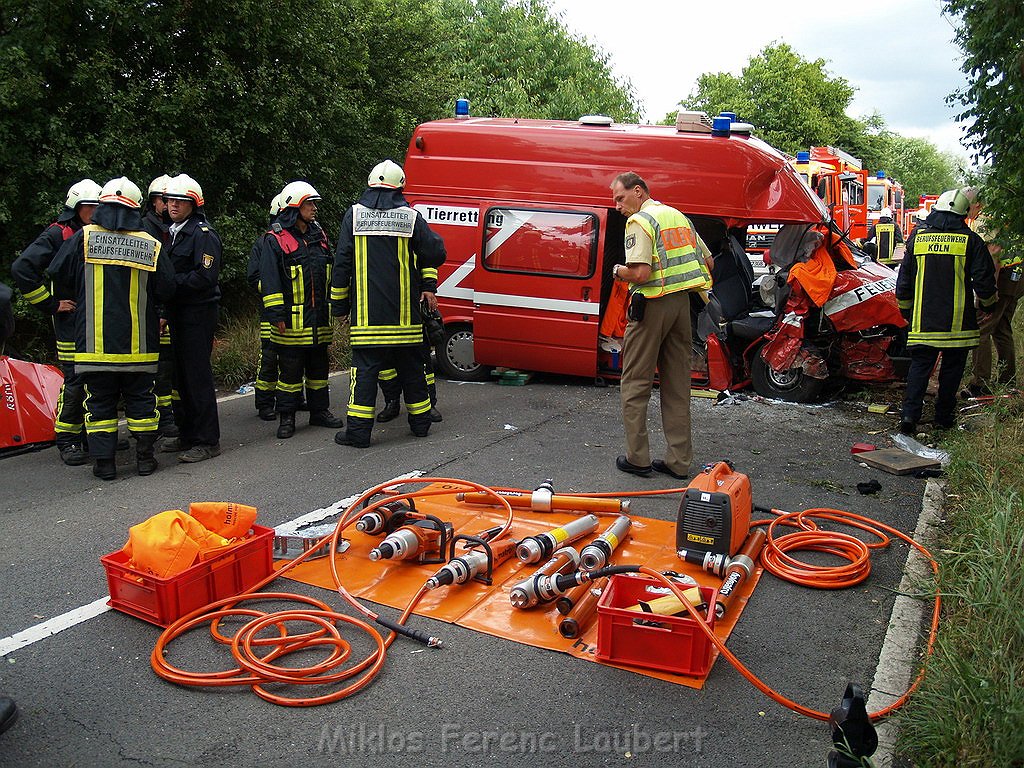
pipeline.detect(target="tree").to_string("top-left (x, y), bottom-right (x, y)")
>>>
top-left (440, 0), bottom-right (639, 121)
top-left (671, 43), bottom-right (864, 155)
top-left (943, 0), bottom-right (1024, 241)
top-left (872, 134), bottom-right (960, 204)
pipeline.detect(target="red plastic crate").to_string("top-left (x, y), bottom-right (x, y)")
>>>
top-left (100, 524), bottom-right (274, 627)
top-left (596, 573), bottom-right (717, 676)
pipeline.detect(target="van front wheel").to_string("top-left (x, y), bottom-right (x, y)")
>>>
top-left (750, 349), bottom-right (824, 402)
top-left (437, 324), bottom-right (490, 382)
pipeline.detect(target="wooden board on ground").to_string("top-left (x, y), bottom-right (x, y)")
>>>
top-left (854, 448), bottom-right (940, 475)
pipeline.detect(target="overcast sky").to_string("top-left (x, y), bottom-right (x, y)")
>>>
top-left (544, 0), bottom-right (970, 158)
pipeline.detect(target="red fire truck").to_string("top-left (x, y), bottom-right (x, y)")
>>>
top-left (402, 113), bottom-right (904, 398)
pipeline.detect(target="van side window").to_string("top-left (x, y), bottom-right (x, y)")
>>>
top-left (482, 208), bottom-right (597, 278)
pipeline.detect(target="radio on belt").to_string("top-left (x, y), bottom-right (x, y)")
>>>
top-left (674, 460), bottom-right (752, 557)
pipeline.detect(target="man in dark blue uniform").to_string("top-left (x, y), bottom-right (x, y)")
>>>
top-left (159, 174), bottom-right (222, 462)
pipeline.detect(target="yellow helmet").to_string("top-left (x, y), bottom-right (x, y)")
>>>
top-left (98, 177), bottom-right (143, 209)
top-left (163, 174), bottom-right (205, 207)
top-left (279, 181), bottom-right (321, 208)
top-left (65, 179), bottom-right (102, 209)
top-left (367, 160), bottom-right (405, 189)
top-left (147, 174), bottom-right (172, 198)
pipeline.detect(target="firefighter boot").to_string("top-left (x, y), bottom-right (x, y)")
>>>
top-left (309, 410), bottom-right (344, 428)
top-left (377, 400), bottom-right (401, 423)
top-left (93, 457), bottom-right (117, 481)
top-left (158, 407), bottom-right (179, 438)
top-left (136, 434), bottom-right (159, 476)
top-left (277, 412), bottom-right (296, 439)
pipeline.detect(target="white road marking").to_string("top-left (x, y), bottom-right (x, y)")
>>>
top-left (867, 478), bottom-right (944, 766)
top-left (0, 597), bottom-right (111, 658)
top-left (0, 469), bottom-right (422, 657)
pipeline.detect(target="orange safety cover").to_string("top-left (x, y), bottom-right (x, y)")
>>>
top-left (0, 355), bottom-right (63, 450)
top-left (280, 485), bottom-right (762, 689)
top-left (786, 248), bottom-right (837, 307)
top-left (122, 509), bottom-right (233, 578)
top-left (599, 280), bottom-right (629, 338)
top-left (189, 502), bottom-right (258, 540)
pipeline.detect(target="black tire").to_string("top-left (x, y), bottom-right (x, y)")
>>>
top-left (436, 323), bottom-right (490, 382)
top-left (750, 348), bottom-right (825, 402)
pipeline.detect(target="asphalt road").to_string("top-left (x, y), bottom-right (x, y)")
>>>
top-left (0, 373), bottom-right (928, 767)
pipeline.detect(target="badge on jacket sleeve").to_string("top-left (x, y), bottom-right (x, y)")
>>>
top-left (625, 234), bottom-right (636, 250)
top-left (203, 254), bottom-right (214, 268)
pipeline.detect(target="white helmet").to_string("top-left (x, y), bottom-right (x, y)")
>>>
top-left (367, 160), bottom-right (405, 189)
top-left (916, 207), bottom-right (929, 222)
top-left (65, 179), bottom-right (102, 209)
top-left (98, 177), bottom-right (143, 209)
top-left (147, 174), bottom-right (172, 198)
top-left (880, 207), bottom-right (892, 218)
top-left (279, 181), bottom-right (321, 208)
top-left (269, 192), bottom-right (285, 216)
top-left (163, 174), bottom-right (205, 206)
top-left (932, 187), bottom-right (978, 217)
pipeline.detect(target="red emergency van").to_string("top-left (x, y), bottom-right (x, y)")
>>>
top-left (402, 113), bottom-right (829, 383)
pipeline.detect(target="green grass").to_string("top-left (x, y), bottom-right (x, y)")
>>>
top-left (211, 313), bottom-right (351, 388)
top-left (895, 314), bottom-right (1024, 766)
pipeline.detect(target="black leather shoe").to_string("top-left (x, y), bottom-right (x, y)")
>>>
top-left (898, 419), bottom-right (917, 436)
top-left (0, 696), bottom-right (18, 736)
top-left (429, 407), bottom-right (443, 423)
top-left (93, 458), bottom-right (117, 481)
top-left (334, 431), bottom-right (370, 449)
top-left (309, 410), bottom-right (344, 428)
top-left (616, 455), bottom-right (652, 477)
top-left (376, 400), bottom-right (401, 423)
top-left (277, 413), bottom-right (296, 439)
top-left (257, 407), bottom-right (276, 421)
top-left (652, 459), bottom-right (688, 480)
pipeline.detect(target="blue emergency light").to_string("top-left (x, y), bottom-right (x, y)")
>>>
top-left (719, 111), bottom-right (737, 121)
top-left (455, 98), bottom-right (470, 119)
top-left (796, 151), bottom-right (811, 163)
top-left (712, 116), bottom-right (732, 137)
top-left (876, 170), bottom-right (886, 179)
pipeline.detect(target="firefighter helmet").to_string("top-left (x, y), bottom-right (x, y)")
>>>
top-left (269, 192), bottom-right (284, 216)
top-left (933, 188), bottom-right (975, 217)
top-left (916, 207), bottom-right (929, 222)
top-left (147, 174), bottom-right (172, 199)
top-left (98, 177), bottom-right (143, 209)
top-left (65, 179), bottom-right (102, 209)
top-left (279, 181), bottom-right (321, 208)
top-left (880, 207), bottom-right (892, 218)
top-left (367, 160), bottom-right (405, 189)
top-left (163, 174), bottom-right (205, 207)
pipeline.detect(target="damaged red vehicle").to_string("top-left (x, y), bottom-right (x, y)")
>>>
top-left (696, 222), bottom-right (907, 402)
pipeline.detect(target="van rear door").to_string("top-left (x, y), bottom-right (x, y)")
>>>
top-left (472, 204), bottom-right (605, 377)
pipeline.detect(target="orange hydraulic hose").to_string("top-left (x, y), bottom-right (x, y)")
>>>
top-left (627, 505), bottom-right (940, 722)
top-left (151, 478), bottom-right (514, 706)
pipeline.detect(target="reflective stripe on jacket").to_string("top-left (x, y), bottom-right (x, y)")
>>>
top-left (627, 202), bottom-right (711, 298)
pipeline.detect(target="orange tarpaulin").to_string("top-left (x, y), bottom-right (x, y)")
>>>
top-left (279, 485), bottom-right (762, 689)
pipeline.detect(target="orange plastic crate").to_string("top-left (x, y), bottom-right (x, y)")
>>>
top-left (100, 524), bottom-right (274, 627)
top-left (596, 573), bottom-right (717, 676)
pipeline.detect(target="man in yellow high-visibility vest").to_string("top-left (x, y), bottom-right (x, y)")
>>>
top-left (610, 172), bottom-right (712, 480)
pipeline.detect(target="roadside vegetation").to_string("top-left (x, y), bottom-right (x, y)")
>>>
top-left (895, 312), bottom-right (1024, 766)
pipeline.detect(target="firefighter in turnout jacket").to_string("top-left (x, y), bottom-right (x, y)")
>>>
top-left (331, 160), bottom-right (446, 448)
top-left (247, 193), bottom-right (285, 421)
top-left (864, 207), bottom-right (904, 265)
top-left (141, 174), bottom-right (178, 439)
top-left (11, 179), bottom-right (102, 465)
top-left (896, 187), bottom-right (997, 434)
top-left (46, 177), bottom-right (175, 480)
top-left (159, 174), bottom-right (222, 462)
top-left (257, 181), bottom-right (343, 439)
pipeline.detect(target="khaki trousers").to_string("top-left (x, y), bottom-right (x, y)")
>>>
top-left (620, 290), bottom-right (693, 473)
